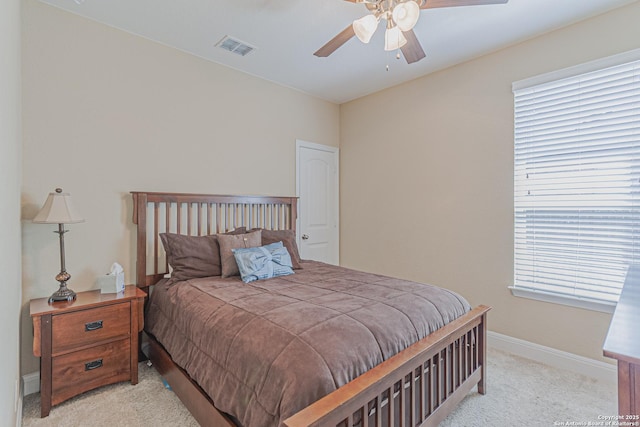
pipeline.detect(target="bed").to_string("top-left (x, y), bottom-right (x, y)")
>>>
top-left (131, 191), bottom-right (490, 427)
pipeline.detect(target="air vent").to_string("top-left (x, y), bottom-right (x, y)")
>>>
top-left (216, 36), bottom-right (256, 57)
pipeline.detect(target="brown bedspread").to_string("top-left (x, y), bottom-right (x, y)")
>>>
top-left (145, 260), bottom-right (471, 427)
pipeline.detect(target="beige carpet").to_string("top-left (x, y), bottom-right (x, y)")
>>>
top-left (22, 348), bottom-right (616, 427)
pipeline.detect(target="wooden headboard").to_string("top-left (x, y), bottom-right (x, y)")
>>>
top-left (131, 192), bottom-right (298, 292)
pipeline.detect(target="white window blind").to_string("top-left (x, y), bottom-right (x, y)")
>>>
top-left (513, 54), bottom-right (640, 304)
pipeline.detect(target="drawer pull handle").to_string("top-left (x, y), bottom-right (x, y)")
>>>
top-left (85, 320), bottom-right (103, 331)
top-left (85, 359), bottom-right (103, 371)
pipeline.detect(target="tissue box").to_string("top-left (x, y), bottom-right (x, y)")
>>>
top-left (97, 272), bottom-right (125, 294)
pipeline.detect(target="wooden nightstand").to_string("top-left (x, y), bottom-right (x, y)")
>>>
top-left (30, 285), bottom-right (146, 417)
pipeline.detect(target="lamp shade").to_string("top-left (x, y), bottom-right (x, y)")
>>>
top-left (392, 1), bottom-right (420, 32)
top-left (353, 14), bottom-right (379, 44)
top-left (33, 188), bottom-right (84, 224)
top-left (384, 26), bottom-right (407, 51)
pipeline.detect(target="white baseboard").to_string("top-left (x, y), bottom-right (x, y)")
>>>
top-left (16, 393), bottom-right (22, 427)
top-left (22, 372), bottom-right (40, 396)
top-left (488, 331), bottom-right (617, 384)
top-left (16, 376), bottom-right (23, 427)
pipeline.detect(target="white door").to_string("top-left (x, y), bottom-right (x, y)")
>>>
top-left (296, 140), bottom-right (339, 265)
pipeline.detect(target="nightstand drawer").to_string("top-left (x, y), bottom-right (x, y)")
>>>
top-left (52, 302), bottom-right (130, 355)
top-left (51, 338), bottom-right (131, 405)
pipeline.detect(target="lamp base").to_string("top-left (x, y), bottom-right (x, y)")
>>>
top-left (48, 282), bottom-right (76, 303)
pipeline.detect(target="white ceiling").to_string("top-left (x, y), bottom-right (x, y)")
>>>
top-left (40, 0), bottom-right (637, 104)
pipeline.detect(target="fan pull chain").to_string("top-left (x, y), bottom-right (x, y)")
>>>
top-left (387, 49), bottom-right (402, 71)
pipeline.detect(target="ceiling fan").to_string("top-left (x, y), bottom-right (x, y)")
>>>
top-left (315, 0), bottom-right (508, 64)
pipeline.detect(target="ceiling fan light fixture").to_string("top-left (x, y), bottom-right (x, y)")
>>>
top-left (353, 14), bottom-right (379, 43)
top-left (392, 1), bottom-right (420, 32)
top-left (384, 25), bottom-right (407, 51)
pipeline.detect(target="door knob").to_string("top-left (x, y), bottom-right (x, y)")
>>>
top-left (301, 234), bottom-right (309, 240)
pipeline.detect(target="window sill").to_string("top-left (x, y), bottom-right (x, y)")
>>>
top-left (508, 286), bottom-right (616, 314)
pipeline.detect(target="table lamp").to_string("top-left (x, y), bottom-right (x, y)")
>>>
top-left (33, 188), bottom-right (85, 303)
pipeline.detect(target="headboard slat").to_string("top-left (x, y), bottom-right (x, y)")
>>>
top-left (186, 203), bottom-right (192, 236)
top-left (131, 192), bottom-right (298, 292)
top-left (216, 204), bottom-right (222, 235)
top-left (153, 203), bottom-right (159, 275)
top-left (177, 203), bottom-right (182, 235)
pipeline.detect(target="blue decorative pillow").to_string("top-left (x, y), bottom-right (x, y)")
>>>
top-left (232, 242), bottom-right (294, 283)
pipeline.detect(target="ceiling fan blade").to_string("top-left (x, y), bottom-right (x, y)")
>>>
top-left (421, 0), bottom-right (508, 9)
top-left (314, 25), bottom-right (356, 57)
top-left (401, 29), bottom-right (426, 64)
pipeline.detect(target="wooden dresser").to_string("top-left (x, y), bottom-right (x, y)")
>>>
top-left (31, 285), bottom-right (146, 417)
top-left (603, 266), bottom-right (640, 417)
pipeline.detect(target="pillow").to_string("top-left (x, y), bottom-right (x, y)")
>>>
top-left (253, 228), bottom-right (303, 269)
top-left (218, 229), bottom-right (262, 277)
top-left (160, 233), bottom-right (220, 281)
top-left (159, 227), bottom-right (246, 281)
top-left (233, 242), bottom-right (294, 283)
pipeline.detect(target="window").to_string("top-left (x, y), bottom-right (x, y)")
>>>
top-left (511, 50), bottom-right (640, 311)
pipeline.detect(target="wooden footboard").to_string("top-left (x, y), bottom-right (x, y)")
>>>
top-left (284, 305), bottom-right (490, 427)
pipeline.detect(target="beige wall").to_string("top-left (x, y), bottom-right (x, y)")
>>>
top-left (1, 0), bottom-right (22, 422)
top-left (21, 0), bottom-right (339, 374)
top-left (340, 2), bottom-right (640, 362)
